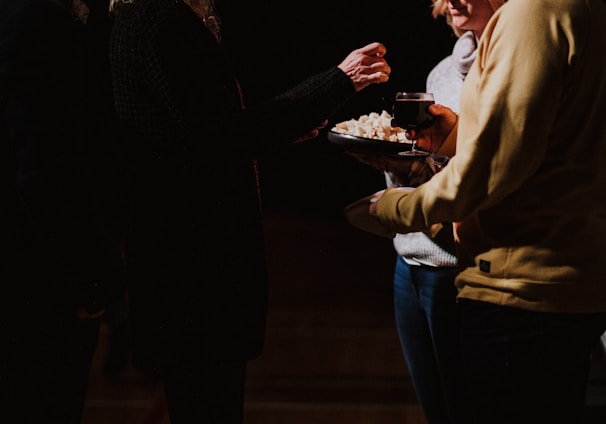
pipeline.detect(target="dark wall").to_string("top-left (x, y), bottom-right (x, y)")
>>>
top-left (219, 0), bottom-right (457, 217)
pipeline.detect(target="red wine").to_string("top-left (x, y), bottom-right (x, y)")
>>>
top-left (392, 97), bottom-right (435, 130)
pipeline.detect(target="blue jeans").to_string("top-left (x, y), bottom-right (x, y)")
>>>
top-left (460, 299), bottom-right (606, 424)
top-left (393, 256), bottom-right (470, 424)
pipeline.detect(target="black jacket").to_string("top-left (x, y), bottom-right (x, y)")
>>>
top-left (110, 0), bottom-right (357, 373)
top-left (0, 0), bottom-right (126, 325)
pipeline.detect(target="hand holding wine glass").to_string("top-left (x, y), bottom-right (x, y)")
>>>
top-left (391, 92), bottom-right (436, 156)
top-left (405, 103), bottom-right (459, 153)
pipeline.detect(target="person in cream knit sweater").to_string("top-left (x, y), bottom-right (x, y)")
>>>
top-left (380, 1), bottom-right (506, 423)
top-left (372, 0), bottom-right (606, 422)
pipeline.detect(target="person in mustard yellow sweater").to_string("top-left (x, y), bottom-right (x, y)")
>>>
top-left (370, 0), bottom-right (606, 423)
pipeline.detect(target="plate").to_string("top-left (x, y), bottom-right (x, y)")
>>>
top-left (327, 130), bottom-right (416, 156)
top-left (343, 187), bottom-right (414, 238)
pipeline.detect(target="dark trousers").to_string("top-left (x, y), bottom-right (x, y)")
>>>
top-left (0, 317), bottom-right (101, 424)
top-left (163, 361), bottom-right (247, 424)
top-left (460, 299), bottom-right (606, 424)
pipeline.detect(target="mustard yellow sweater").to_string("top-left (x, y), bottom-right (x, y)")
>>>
top-left (376, 0), bottom-right (606, 313)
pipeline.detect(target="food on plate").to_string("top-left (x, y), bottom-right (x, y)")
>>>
top-left (331, 110), bottom-right (411, 143)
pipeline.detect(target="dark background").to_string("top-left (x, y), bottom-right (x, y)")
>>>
top-left (219, 0), bottom-right (457, 217)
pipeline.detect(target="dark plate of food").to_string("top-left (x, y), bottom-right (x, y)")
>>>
top-left (328, 111), bottom-right (417, 156)
top-left (327, 130), bottom-right (415, 156)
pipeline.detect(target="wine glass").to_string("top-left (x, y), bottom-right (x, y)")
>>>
top-left (391, 92), bottom-right (435, 157)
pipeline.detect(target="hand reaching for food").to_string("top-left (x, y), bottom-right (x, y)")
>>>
top-left (337, 42), bottom-right (391, 92)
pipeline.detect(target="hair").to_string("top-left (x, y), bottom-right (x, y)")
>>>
top-left (430, 0), bottom-right (508, 37)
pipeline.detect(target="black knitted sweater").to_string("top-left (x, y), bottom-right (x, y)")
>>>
top-left (109, 0), bottom-right (358, 368)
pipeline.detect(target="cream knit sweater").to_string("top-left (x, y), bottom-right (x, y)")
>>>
top-left (389, 31), bottom-right (476, 267)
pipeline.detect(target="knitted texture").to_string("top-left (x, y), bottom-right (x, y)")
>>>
top-left (108, 0), bottom-right (360, 367)
top-left (110, 0), bottom-right (355, 160)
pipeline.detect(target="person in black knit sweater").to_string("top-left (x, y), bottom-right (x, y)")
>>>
top-left (109, 0), bottom-right (391, 422)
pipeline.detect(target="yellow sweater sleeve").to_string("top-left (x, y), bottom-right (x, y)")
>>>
top-left (435, 119), bottom-right (458, 157)
top-left (376, 0), bottom-right (583, 234)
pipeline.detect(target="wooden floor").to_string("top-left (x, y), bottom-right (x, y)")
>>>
top-left (82, 206), bottom-right (423, 424)
top-left (81, 206), bottom-right (606, 424)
